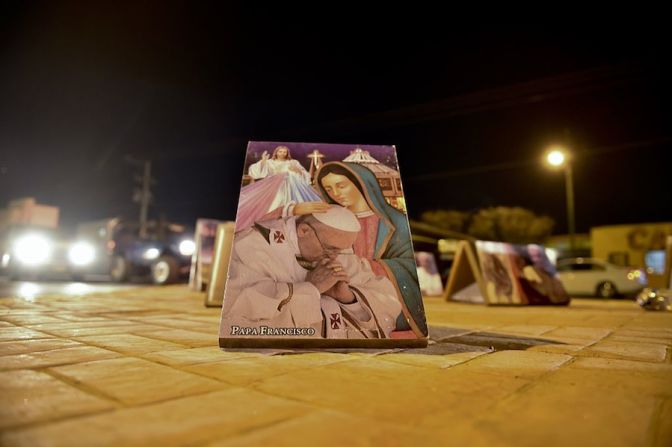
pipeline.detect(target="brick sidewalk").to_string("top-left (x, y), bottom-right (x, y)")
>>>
top-left (1, 286), bottom-right (670, 446)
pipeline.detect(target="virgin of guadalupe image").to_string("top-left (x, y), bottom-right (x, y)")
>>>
top-left (315, 161), bottom-right (428, 338)
top-left (235, 145), bottom-right (322, 231)
top-left (480, 251), bottom-right (516, 304)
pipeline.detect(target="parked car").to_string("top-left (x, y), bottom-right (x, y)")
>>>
top-left (556, 257), bottom-right (647, 298)
top-left (73, 218), bottom-right (195, 285)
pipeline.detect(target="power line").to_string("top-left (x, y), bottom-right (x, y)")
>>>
top-left (273, 62), bottom-right (649, 137)
top-left (406, 159), bottom-right (537, 182)
top-left (577, 137), bottom-right (672, 158)
top-left (141, 63), bottom-right (651, 161)
top-left (404, 137), bottom-right (672, 183)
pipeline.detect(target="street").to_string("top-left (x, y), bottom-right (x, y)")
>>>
top-left (0, 278), bottom-right (138, 301)
top-left (1, 285), bottom-right (671, 446)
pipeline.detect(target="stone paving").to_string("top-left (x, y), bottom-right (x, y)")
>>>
top-left (0, 285), bottom-right (670, 446)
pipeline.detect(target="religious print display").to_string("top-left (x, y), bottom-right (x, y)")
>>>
top-left (666, 236), bottom-right (672, 289)
top-left (476, 241), bottom-right (570, 305)
top-left (415, 251), bottom-right (444, 296)
top-left (188, 218), bottom-right (221, 292)
top-left (204, 221), bottom-right (236, 307)
top-left (219, 142), bottom-right (428, 348)
top-left (442, 241), bottom-right (487, 304)
top-left (443, 240), bottom-right (570, 306)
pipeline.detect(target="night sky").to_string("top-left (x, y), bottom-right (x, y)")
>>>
top-left (1, 3), bottom-right (670, 234)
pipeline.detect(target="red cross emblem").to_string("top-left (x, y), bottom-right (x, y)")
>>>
top-left (273, 230), bottom-right (285, 243)
top-left (330, 313), bottom-right (341, 329)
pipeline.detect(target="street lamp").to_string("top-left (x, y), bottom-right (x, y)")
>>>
top-left (544, 147), bottom-right (576, 252)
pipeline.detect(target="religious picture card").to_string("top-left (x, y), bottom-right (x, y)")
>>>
top-left (204, 221), bottom-right (236, 308)
top-left (188, 218), bottom-right (221, 292)
top-left (476, 241), bottom-right (570, 306)
top-left (219, 142), bottom-right (428, 348)
top-left (444, 240), bottom-right (570, 306)
top-left (415, 251), bottom-right (444, 296)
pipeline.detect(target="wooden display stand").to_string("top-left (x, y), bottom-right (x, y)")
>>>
top-left (204, 222), bottom-right (235, 308)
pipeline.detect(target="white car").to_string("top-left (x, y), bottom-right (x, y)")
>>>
top-left (556, 258), bottom-right (647, 298)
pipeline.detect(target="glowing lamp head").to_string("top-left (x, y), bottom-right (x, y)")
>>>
top-left (546, 149), bottom-right (566, 167)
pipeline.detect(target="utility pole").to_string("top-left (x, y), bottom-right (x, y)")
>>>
top-left (562, 129), bottom-right (576, 253)
top-left (565, 161), bottom-right (576, 252)
top-left (127, 156), bottom-right (156, 239)
top-left (138, 160), bottom-right (151, 239)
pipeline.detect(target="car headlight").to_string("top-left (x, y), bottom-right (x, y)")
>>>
top-left (13, 234), bottom-right (52, 266)
top-left (179, 239), bottom-right (195, 257)
top-left (143, 248), bottom-right (160, 260)
top-left (69, 242), bottom-right (95, 266)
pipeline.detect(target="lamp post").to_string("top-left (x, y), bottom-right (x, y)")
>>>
top-left (545, 147), bottom-right (576, 252)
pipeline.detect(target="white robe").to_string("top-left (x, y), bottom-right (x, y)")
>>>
top-left (248, 158), bottom-right (311, 183)
top-left (220, 218), bottom-right (402, 339)
top-left (246, 158), bottom-right (317, 220)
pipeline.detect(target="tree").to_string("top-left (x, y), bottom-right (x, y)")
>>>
top-left (419, 209), bottom-right (470, 233)
top-left (420, 207), bottom-right (554, 243)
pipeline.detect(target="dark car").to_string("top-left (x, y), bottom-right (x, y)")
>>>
top-left (74, 218), bottom-right (195, 284)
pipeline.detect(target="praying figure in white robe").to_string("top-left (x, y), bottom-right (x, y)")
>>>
top-left (220, 206), bottom-right (402, 339)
